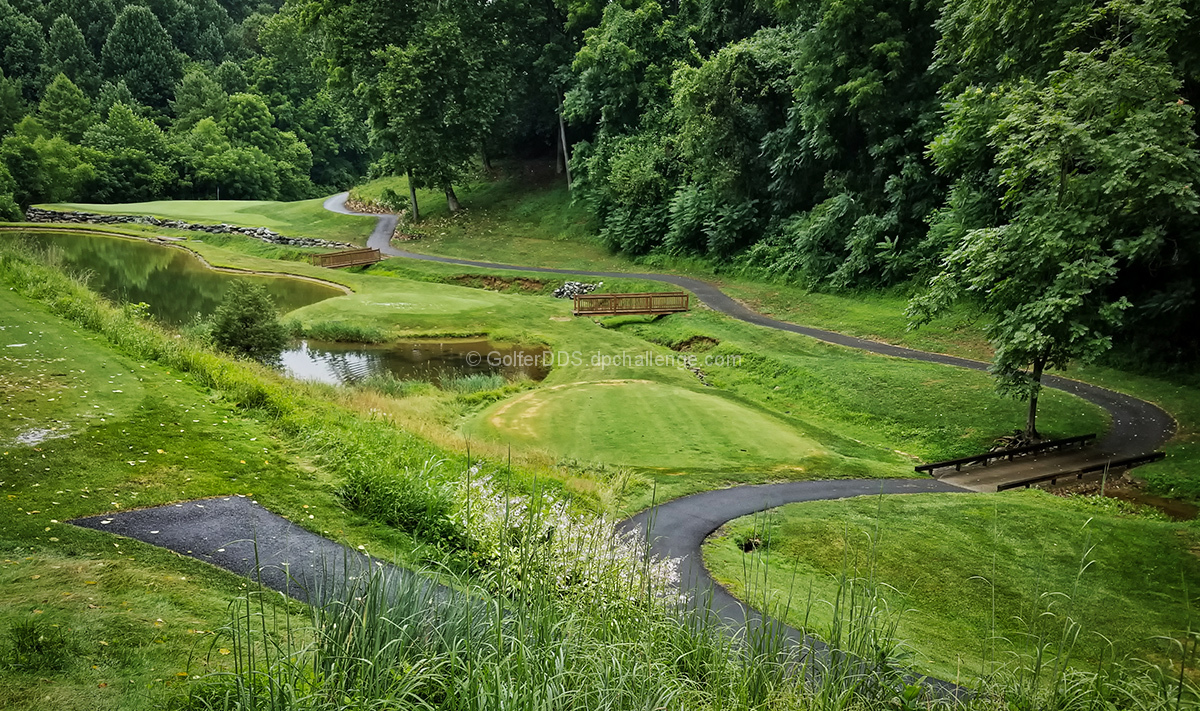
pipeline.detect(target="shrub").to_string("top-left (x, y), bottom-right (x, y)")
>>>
top-left (210, 281), bottom-right (289, 362)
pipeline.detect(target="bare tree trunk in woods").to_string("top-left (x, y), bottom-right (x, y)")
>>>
top-left (406, 169), bottom-right (419, 222)
top-left (481, 145), bottom-right (492, 172)
top-left (1026, 357), bottom-right (1046, 439)
top-left (555, 131), bottom-right (564, 175)
top-left (445, 184), bottom-right (461, 213)
top-left (558, 93), bottom-right (572, 190)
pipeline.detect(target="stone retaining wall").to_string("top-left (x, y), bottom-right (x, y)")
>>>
top-left (24, 207), bottom-right (356, 249)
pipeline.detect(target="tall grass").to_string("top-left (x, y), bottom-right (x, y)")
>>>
top-left (724, 504), bottom-right (1200, 710)
top-left (0, 239), bottom-right (459, 543)
top-left (441, 372), bottom-right (507, 394)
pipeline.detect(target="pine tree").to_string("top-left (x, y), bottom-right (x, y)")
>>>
top-left (96, 79), bottom-right (136, 118)
top-left (100, 5), bottom-right (183, 108)
top-left (195, 24), bottom-right (226, 64)
top-left (210, 281), bottom-right (288, 363)
top-left (0, 68), bottom-right (24, 136)
top-left (48, 16), bottom-right (101, 95)
top-left (0, 5), bottom-right (47, 99)
top-left (38, 73), bottom-right (96, 142)
top-left (170, 70), bottom-right (227, 131)
top-left (46, 0), bottom-right (116, 57)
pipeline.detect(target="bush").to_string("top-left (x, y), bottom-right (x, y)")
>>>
top-left (210, 281), bottom-right (289, 362)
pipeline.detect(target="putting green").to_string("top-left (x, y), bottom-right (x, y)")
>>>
top-left (474, 379), bottom-right (826, 470)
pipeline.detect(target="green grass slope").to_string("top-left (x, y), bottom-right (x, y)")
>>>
top-left (704, 491), bottom-right (1200, 684)
top-left (42, 197), bottom-right (376, 245)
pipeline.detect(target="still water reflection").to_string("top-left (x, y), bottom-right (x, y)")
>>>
top-left (8, 231), bottom-right (342, 324)
top-left (280, 340), bottom-right (549, 386)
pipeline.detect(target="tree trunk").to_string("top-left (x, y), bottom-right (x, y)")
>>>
top-left (406, 170), bottom-right (419, 222)
top-left (558, 93), bottom-right (572, 190)
top-left (1026, 356), bottom-right (1046, 439)
top-left (555, 131), bottom-right (564, 175)
top-left (445, 184), bottom-right (461, 213)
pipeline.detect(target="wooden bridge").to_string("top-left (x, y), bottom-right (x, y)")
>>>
top-left (311, 248), bottom-right (382, 269)
top-left (573, 291), bottom-right (690, 316)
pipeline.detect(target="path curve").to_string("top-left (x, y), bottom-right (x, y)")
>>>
top-left (324, 192), bottom-right (1176, 466)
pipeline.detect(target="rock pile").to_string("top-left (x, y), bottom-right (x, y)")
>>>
top-left (552, 281), bottom-right (602, 299)
top-left (24, 207), bottom-right (356, 249)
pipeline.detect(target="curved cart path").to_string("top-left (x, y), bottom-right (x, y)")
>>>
top-left (71, 480), bottom-right (971, 698)
top-left (60, 196), bottom-right (1179, 698)
top-left (324, 192), bottom-right (1176, 481)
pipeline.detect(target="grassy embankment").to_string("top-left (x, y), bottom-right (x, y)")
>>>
top-left (47, 198), bottom-right (377, 247)
top-left (3, 220), bottom-right (1108, 509)
top-left (704, 491), bottom-right (1200, 685)
top-left (0, 282), bottom-right (389, 710)
top-left (350, 167), bottom-right (1200, 503)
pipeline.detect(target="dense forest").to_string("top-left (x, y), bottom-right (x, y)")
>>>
top-left (2, 0), bottom-right (1199, 370)
top-left (0, 0), bottom-right (370, 215)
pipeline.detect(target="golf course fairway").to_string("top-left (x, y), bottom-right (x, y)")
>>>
top-left (473, 379), bottom-right (827, 470)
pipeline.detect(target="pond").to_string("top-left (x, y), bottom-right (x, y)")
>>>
top-left (7, 230), bottom-right (343, 325)
top-left (280, 339), bottom-right (549, 386)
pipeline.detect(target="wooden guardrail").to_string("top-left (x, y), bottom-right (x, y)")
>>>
top-left (311, 248), bottom-right (382, 269)
top-left (915, 434), bottom-right (1097, 475)
top-left (996, 451), bottom-right (1167, 491)
top-left (573, 291), bottom-right (689, 316)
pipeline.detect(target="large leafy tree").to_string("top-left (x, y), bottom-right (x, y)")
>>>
top-left (48, 15), bottom-right (101, 95)
top-left (38, 73), bottom-right (96, 143)
top-left (565, 1), bottom-right (696, 253)
top-left (0, 116), bottom-right (94, 205)
top-left (0, 69), bottom-right (24, 137)
top-left (374, 11), bottom-right (503, 211)
top-left (0, 3), bottom-right (47, 99)
top-left (45, 0), bottom-right (116, 57)
top-left (100, 5), bottom-right (183, 108)
top-left (170, 69), bottom-right (228, 132)
top-left (910, 28), bottom-right (1200, 436)
top-left (83, 101), bottom-right (177, 200)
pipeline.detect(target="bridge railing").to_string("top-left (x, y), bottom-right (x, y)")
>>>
top-left (312, 248), bottom-right (382, 269)
top-left (915, 434), bottom-right (1097, 475)
top-left (573, 292), bottom-right (690, 316)
top-left (996, 451), bottom-right (1166, 491)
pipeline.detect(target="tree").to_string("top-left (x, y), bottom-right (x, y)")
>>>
top-left (45, 0), bottom-right (116, 57)
top-left (48, 15), bottom-right (101, 95)
top-left (100, 5), bottom-right (183, 108)
top-left (0, 159), bottom-right (21, 221)
top-left (0, 69), bottom-right (24, 137)
top-left (910, 40), bottom-right (1200, 437)
top-left (195, 24), bottom-right (226, 65)
top-left (373, 12), bottom-right (503, 211)
top-left (219, 92), bottom-right (282, 155)
top-left (170, 69), bottom-right (228, 131)
top-left (214, 61), bottom-right (248, 94)
top-left (95, 79), bottom-right (139, 118)
top-left (0, 5), bottom-right (47, 99)
top-left (210, 280), bottom-right (289, 363)
top-left (0, 116), bottom-right (94, 205)
top-left (38, 73), bottom-right (96, 143)
top-left (83, 102), bottom-right (176, 200)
